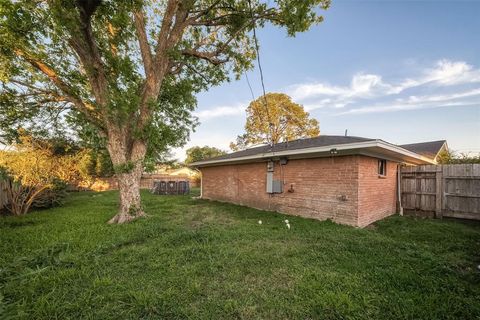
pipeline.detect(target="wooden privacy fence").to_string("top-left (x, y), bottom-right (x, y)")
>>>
top-left (0, 180), bottom-right (8, 211)
top-left (73, 174), bottom-right (199, 192)
top-left (401, 164), bottom-right (480, 220)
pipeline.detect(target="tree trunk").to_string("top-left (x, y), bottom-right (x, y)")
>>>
top-left (106, 127), bottom-right (147, 224)
top-left (108, 166), bottom-right (145, 224)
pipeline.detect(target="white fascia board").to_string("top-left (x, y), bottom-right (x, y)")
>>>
top-left (434, 141), bottom-right (448, 162)
top-left (375, 140), bottom-right (436, 164)
top-left (191, 140), bottom-right (435, 167)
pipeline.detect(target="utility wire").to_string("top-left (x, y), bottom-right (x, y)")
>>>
top-left (244, 71), bottom-right (256, 101)
top-left (247, 0), bottom-right (274, 148)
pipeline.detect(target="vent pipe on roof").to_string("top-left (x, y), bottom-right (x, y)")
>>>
top-left (345, 129), bottom-right (348, 136)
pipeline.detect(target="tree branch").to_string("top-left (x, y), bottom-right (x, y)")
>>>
top-left (189, 8), bottom-right (277, 26)
top-left (185, 64), bottom-right (210, 83)
top-left (133, 9), bottom-right (153, 77)
top-left (181, 48), bottom-right (229, 65)
top-left (13, 51), bottom-right (104, 130)
top-left (154, 0), bottom-right (178, 66)
top-left (15, 51), bottom-right (73, 96)
top-left (189, 0), bottom-right (223, 18)
top-left (69, 0), bottom-right (108, 107)
top-left (137, 0), bottom-right (191, 132)
top-left (178, 15), bottom-right (256, 67)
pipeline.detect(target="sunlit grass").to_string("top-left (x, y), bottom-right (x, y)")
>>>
top-left (1, 189), bottom-right (479, 319)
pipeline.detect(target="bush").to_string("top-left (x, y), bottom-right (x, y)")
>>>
top-left (0, 134), bottom-right (84, 215)
top-left (31, 179), bottom-right (68, 209)
top-left (0, 178), bottom-right (68, 215)
top-left (437, 149), bottom-right (480, 164)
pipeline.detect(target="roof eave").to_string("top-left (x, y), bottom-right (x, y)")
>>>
top-left (190, 140), bottom-right (435, 167)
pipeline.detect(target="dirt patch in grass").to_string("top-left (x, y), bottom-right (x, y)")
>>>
top-left (183, 205), bottom-right (235, 230)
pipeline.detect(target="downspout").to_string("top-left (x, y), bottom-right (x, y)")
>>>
top-left (397, 163), bottom-right (403, 216)
top-left (200, 170), bottom-right (203, 199)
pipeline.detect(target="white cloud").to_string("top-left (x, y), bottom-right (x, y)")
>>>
top-left (404, 88), bottom-right (480, 104)
top-left (303, 98), bottom-right (350, 111)
top-left (194, 103), bottom-right (246, 120)
top-left (290, 73), bottom-right (401, 111)
top-left (290, 73), bottom-right (392, 102)
top-left (287, 59), bottom-right (480, 114)
top-left (351, 74), bottom-right (385, 94)
top-left (339, 101), bottom-right (478, 115)
top-left (391, 60), bottom-right (480, 93)
top-left (424, 60), bottom-right (475, 84)
top-left (290, 83), bottom-right (348, 100)
top-left (338, 88), bottom-right (480, 115)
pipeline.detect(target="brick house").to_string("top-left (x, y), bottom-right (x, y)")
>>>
top-left (190, 136), bottom-right (447, 227)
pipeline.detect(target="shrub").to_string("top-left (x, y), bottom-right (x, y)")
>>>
top-left (437, 149), bottom-right (480, 164)
top-left (31, 179), bottom-right (68, 209)
top-left (0, 135), bottom-right (83, 215)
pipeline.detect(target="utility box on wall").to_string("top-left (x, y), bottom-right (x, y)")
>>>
top-left (266, 172), bottom-right (283, 194)
top-left (272, 180), bottom-right (283, 193)
top-left (267, 161), bottom-right (274, 172)
top-left (266, 172), bottom-right (274, 193)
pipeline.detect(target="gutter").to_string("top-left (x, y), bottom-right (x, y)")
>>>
top-left (397, 163), bottom-right (403, 216)
top-left (190, 140), bottom-right (435, 167)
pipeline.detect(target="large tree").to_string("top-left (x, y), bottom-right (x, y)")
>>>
top-left (230, 92), bottom-right (320, 150)
top-left (0, 0), bottom-right (330, 223)
top-left (185, 145), bottom-right (226, 164)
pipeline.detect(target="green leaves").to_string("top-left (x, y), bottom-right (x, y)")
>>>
top-left (185, 146), bottom-right (227, 164)
top-left (275, 0), bottom-right (331, 36)
top-left (0, 0), bottom-right (329, 171)
top-left (113, 161), bottom-right (136, 174)
top-left (231, 93), bottom-right (320, 149)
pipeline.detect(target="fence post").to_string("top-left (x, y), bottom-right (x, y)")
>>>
top-left (435, 166), bottom-right (443, 219)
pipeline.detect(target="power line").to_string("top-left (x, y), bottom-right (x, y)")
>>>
top-left (244, 71), bottom-right (255, 101)
top-left (247, 0), bottom-right (274, 148)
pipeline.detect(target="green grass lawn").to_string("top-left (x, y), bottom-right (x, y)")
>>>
top-left (1, 190), bottom-right (479, 319)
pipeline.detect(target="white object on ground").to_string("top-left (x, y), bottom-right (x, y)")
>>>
top-left (284, 219), bottom-right (289, 224)
top-left (286, 223), bottom-right (291, 229)
top-left (258, 220), bottom-right (262, 225)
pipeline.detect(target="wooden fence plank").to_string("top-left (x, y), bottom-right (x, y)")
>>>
top-left (435, 166), bottom-right (443, 218)
top-left (401, 164), bottom-right (480, 220)
top-left (0, 180), bottom-right (8, 211)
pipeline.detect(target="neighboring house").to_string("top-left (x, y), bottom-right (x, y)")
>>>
top-left (150, 165), bottom-right (197, 177)
top-left (190, 135), bottom-right (445, 228)
top-left (400, 140), bottom-right (448, 163)
top-left (169, 167), bottom-right (198, 177)
top-left (150, 164), bottom-right (172, 175)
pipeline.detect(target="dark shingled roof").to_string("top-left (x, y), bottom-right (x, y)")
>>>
top-left (204, 135), bottom-right (375, 162)
top-left (400, 140), bottom-right (446, 160)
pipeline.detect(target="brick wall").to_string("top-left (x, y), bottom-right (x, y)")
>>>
top-left (201, 156), bottom-right (360, 226)
top-left (357, 157), bottom-right (398, 227)
top-left (200, 155), bottom-right (399, 227)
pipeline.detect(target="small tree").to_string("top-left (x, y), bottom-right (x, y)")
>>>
top-left (437, 149), bottom-right (480, 164)
top-left (230, 93), bottom-right (320, 150)
top-left (0, 135), bottom-right (84, 215)
top-left (185, 146), bottom-right (227, 164)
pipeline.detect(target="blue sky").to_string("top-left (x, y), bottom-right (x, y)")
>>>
top-left (174, 0), bottom-right (480, 160)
